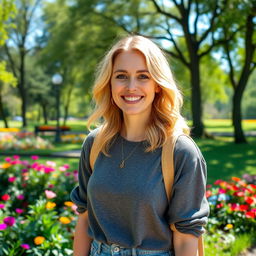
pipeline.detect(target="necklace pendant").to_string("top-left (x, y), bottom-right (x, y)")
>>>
top-left (119, 160), bottom-right (125, 168)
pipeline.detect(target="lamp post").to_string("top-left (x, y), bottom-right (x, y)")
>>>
top-left (52, 73), bottom-right (63, 143)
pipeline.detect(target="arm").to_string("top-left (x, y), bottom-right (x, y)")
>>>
top-left (73, 211), bottom-right (93, 256)
top-left (173, 231), bottom-right (198, 256)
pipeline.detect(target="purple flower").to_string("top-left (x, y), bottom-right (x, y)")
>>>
top-left (17, 194), bottom-right (25, 200)
top-left (0, 204), bottom-right (5, 209)
top-left (21, 244), bottom-right (30, 250)
top-left (21, 169), bottom-right (28, 173)
top-left (0, 223), bottom-right (7, 230)
top-left (4, 216), bottom-right (16, 226)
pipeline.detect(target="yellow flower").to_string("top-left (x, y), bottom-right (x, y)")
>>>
top-left (225, 224), bottom-right (233, 230)
top-left (1, 163), bottom-right (11, 169)
top-left (59, 216), bottom-right (71, 224)
top-left (34, 236), bottom-right (45, 245)
top-left (45, 202), bottom-right (56, 209)
top-left (64, 201), bottom-right (74, 207)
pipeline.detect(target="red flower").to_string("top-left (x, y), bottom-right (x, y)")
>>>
top-left (245, 211), bottom-right (255, 219)
top-left (249, 184), bottom-right (256, 190)
top-left (239, 204), bottom-right (249, 212)
top-left (234, 191), bottom-right (245, 197)
top-left (245, 197), bottom-right (255, 205)
top-left (229, 203), bottom-right (239, 211)
top-left (217, 203), bottom-right (224, 208)
top-left (231, 185), bottom-right (239, 191)
top-left (1, 194), bottom-right (10, 201)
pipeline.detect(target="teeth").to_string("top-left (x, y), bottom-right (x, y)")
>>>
top-left (124, 96), bottom-right (141, 101)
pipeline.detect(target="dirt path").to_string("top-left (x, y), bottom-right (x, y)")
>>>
top-left (239, 246), bottom-right (256, 256)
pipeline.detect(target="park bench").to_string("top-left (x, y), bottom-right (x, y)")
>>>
top-left (34, 125), bottom-right (71, 136)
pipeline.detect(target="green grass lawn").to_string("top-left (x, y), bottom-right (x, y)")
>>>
top-left (1, 119), bottom-right (255, 184)
top-left (196, 137), bottom-right (256, 184)
top-left (3, 118), bottom-right (256, 133)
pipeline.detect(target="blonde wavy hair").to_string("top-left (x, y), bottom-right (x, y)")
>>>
top-left (87, 35), bottom-right (190, 155)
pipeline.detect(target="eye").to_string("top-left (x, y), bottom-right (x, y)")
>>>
top-left (116, 74), bottom-right (127, 79)
top-left (138, 74), bottom-right (150, 80)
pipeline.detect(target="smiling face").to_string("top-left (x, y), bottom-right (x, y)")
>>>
top-left (111, 50), bottom-right (159, 120)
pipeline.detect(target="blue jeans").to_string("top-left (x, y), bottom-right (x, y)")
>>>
top-left (89, 239), bottom-right (174, 256)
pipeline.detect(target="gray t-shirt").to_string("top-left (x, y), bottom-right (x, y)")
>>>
top-left (70, 129), bottom-right (209, 250)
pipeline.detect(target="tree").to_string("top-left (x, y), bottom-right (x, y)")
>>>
top-left (0, 0), bottom-right (17, 127)
top-left (4, 0), bottom-right (42, 127)
top-left (218, 0), bottom-right (256, 143)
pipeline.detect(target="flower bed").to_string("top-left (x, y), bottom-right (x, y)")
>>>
top-left (0, 156), bottom-right (78, 255)
top-left (61, 134), bottom-right (86, 143)
top-left (205, 175), bottom-right (256, 255)
top-left (0, 156), bottom-right (255, 255)
top-left (0, 132), bottom-right (52, 150)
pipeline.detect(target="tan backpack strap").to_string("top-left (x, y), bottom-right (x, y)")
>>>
top-left (162, 134), bottom-right (204, 256)
top-left (161, 135), bottom-right (179, 202)
top-left (89, 133), bottom-right (102, 171)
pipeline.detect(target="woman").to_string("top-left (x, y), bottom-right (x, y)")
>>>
top-left (70, 35), bottom-right (209, 256)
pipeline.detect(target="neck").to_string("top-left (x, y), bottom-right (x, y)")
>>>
top-left (121, 113), bottom-right (151, 141)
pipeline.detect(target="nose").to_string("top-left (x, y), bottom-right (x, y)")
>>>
top-left (127, 77), bottom-right (136, 91)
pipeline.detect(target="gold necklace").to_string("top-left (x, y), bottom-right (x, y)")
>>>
top-left (119, 138), bottom-right (140, 168)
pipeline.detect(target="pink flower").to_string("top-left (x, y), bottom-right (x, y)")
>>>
top-left (65, 172), bottom-right (71, 176)
top-left (17, 194), bottom-right (25, 200)
top-left (44, 167), bottom-right (54, 173)
top-left (59, 166), bottom-right (66, 172)
top-left (0, 223), bottom-right (7, 230)
top-left (4, 157), bottom-right (12, 162)
top-left (46, 161), bottom-right (56, 167)
top-left (21, 244), bottom-right (30, 250)
top-left (4, 216), bottom-right (16, 226)
top-left (0, 204), bottom-right (5, 209)
top-left (15, 208), bottom-right (24, 214)
top-left (218, 188), bottom-right (226, 194)
top-left (63, 164), bottom-right (70, 169)
top-left (8, 177), bottom-right (16, 183)
top-left (31, 155), bottom-right (39, 160)
top-left (1, 194), bottom-right (10, 201)
top-left (48, 184), bottom-right (54, 189)
top-left (13, 155), bottom-right (20, 159)
top-left (45, 190), bottom-right (56, 199)
top-left (214, 179), bottom-right (223, 185)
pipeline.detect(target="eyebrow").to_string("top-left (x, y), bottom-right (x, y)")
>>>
top-left (113, 69), bottom-right (149, 73)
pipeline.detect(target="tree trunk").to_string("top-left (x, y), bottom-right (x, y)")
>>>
top-left (42, 103), bottom-right (48, 125)
top-left (189, 53), bottom-right (204, 137)
top-left (19, 47), bottom-right (27, 127)
top-left (63, 84), bottom-right (74, 126)
top-left (231, 14), bottom-right (255, 144)
top-left (0, 92), bottom-right (9, 128)
top-left (232, 89), bottom-right (246, 143)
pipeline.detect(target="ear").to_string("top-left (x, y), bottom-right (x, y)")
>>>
top-left (155, 84), bottom-right (161, 93)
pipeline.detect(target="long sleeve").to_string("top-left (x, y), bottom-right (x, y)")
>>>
top-left (167, 135), bottom-right (210, 237)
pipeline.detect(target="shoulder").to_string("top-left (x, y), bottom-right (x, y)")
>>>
top-left (174, 135), bottom-right (204, 162)
top-left (82, 127), bottom-right (101, 150)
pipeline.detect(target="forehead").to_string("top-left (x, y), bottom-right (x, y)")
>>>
top-left (112, 50), bottom-right (147, 71)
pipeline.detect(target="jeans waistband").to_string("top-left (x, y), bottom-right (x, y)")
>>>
top-left (91, 239), bottom-right (172, 256)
